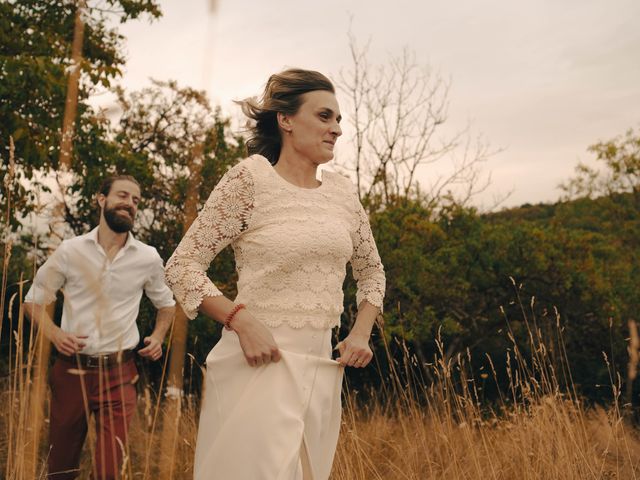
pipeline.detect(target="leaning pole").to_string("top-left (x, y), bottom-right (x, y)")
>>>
top-left (157, 2), bottom-right (218, 477)
top-left (157, 145), bottom-right (205, 479)
top-left (23, 1), bottom-right (87, 478)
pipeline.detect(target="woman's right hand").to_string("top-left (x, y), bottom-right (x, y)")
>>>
top-left (232, 310), bottom-right (281, 367)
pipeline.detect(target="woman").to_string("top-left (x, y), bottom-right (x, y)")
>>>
top-left (165, 68), bottom-right (385, 480)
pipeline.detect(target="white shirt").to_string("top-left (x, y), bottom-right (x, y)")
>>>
top-left (25, 227), bottom-right (175, 354)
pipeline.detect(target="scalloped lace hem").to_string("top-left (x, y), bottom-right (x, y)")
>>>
top-left (250, 308), bottom-right (340, 329)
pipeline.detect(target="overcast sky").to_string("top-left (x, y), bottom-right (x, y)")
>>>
top-left (100, 0), bottom-right (640, 208)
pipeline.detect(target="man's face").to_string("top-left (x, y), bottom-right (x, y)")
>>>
top-left (99, 180), bottom-right (141, 233)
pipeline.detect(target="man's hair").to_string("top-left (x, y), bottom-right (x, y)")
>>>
top-left (99, 175), bottom-right (141, 196)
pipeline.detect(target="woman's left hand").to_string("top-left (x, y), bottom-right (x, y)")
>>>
top-left (336, 332), bottom-right (373, 368)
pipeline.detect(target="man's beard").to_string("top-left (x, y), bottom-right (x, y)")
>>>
top-left (103, 203), bottom-right (135, 233)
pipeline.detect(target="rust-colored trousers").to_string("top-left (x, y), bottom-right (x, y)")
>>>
top-left (48, 357), bottom-right (138, 480)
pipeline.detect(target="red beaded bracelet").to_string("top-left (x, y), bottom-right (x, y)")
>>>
top-left (224, 303), bottom-right (246, 330)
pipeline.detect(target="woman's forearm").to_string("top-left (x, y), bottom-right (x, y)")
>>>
top-left (198, 295), bottom-right (239, 325)
top-left (197, 295), bottom-right (259, 334)
top-left (350, 300), bottom-right (380, 338)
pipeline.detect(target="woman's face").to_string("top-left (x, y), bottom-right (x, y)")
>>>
top-left (280, 90), bottom-right (342, 165)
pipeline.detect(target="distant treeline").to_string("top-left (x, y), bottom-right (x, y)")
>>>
top-left (353, 187), bottom-right (639, 404)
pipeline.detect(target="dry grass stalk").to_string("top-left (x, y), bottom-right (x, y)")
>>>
top-left (0, 136), bottom-right (16, 344)
top-left (627, 320), bottom-right (639, 405)
top-left (10, 2), bottom-right (88, 468)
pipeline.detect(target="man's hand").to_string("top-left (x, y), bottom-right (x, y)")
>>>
top-left (24, 302), bottom-right (87, 355)
top-left (138, 335), bottom-right (163, 361)
top-left (138, 305), bottom-right (174, 361)
top-left (336, 332), bottom-right (373, 368)
top-left (51, 327), bottom-right (88, 356)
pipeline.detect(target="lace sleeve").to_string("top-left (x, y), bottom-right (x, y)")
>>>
top-left (350, 196), bottom-right (386, 311)
top-left (165, 164), bottom-right (254, 319)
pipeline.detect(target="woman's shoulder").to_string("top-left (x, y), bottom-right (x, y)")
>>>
top-left (217, 155), bottom-right (270, 186)
top-left (324, 170), bottom-right (358, 196)
top-left (229, 154), bottom-right (273, 180)
top-left (226, 155), bottom-right (257, 173)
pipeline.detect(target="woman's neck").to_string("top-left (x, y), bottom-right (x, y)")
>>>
top-left (274, 150), bottom-right (321, 188)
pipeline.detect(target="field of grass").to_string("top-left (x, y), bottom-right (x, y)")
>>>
top-left (2, 310), bottom-right (640, 479)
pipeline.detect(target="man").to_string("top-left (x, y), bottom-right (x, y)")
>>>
top-left (24, 175), bottom-right (176, 480)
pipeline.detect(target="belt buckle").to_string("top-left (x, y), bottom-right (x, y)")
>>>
top-left (86, 355), bottom-right (107, 368)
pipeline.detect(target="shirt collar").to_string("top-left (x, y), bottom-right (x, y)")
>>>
top-left (85, 227), bottom-right (137, 251)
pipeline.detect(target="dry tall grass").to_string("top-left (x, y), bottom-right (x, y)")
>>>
top-left (2, 305), bottom-right (640, 479)
top-left (332, 331), bottom-right (640, 480)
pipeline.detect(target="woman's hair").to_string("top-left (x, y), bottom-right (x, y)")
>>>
top-left (237, 68), bottom-right (335, 164)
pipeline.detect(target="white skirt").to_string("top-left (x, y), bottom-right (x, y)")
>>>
top-left (193, 324), bottom-right (344, 480)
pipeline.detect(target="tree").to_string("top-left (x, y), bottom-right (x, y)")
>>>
top-left (562, 127), bottom-right (640, 202)
top-left (98, 81), bottom-right (246, 378)
top-left (107, 80), bottom-right (246, 258)
top-left (337, 33), bottom-right (495, 211)
top-left (0, 0), bottom-right (161, 226)
top-left (559, 127), bottom-right (640, 357)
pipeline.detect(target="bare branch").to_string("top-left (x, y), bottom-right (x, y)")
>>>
top-left (337, 34), bottom-right (496, 211)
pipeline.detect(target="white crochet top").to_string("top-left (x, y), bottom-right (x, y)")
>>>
top-left (165, 155), bottom-right (386, 329)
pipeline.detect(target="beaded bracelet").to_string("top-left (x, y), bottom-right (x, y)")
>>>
top-left (224, 303), bottom-right (246, 331)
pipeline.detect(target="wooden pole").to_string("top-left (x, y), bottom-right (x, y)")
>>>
top-left (158, 145), bottom-right (205, 478)
top-left (59, 0), bottom-right (86, 170)
top-left (157, 8), bottom-right (218, 477)
top-left (23, 1), bottom-right (86, 475)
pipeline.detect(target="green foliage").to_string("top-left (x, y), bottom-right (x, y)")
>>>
top-left (562, 127), bottom-right (640, 201)
top-left (83, 81), bottom-right (246, 348)
top-left (0, 1), bottom-right (247, 389)
top-left (65, 80), bottom-right (246, 238)
top-left (0, 0), bottom-right (161, 221)
top-left (342, 128), bottom-right (640, 402)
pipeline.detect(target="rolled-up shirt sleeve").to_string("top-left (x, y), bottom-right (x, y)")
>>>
top-left (164, 163), bottom-right (254, 319)
top-left (144, 249), bottom-right (176, 309)
top-left (349, 196), bottom-right (386, 311)
top-left (24, 242), bottom-right (68, 305)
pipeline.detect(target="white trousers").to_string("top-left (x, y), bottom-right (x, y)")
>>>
top-left (193, 324), bottom-right (344, 480)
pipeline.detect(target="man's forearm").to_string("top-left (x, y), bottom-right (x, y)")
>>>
top-left (24, 302), bottom-right (59, 340)
top-left (150, 306), bottom-right (175, 341)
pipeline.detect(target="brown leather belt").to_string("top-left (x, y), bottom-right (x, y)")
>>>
top-left (57, 349), bottom-right (135, 369)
